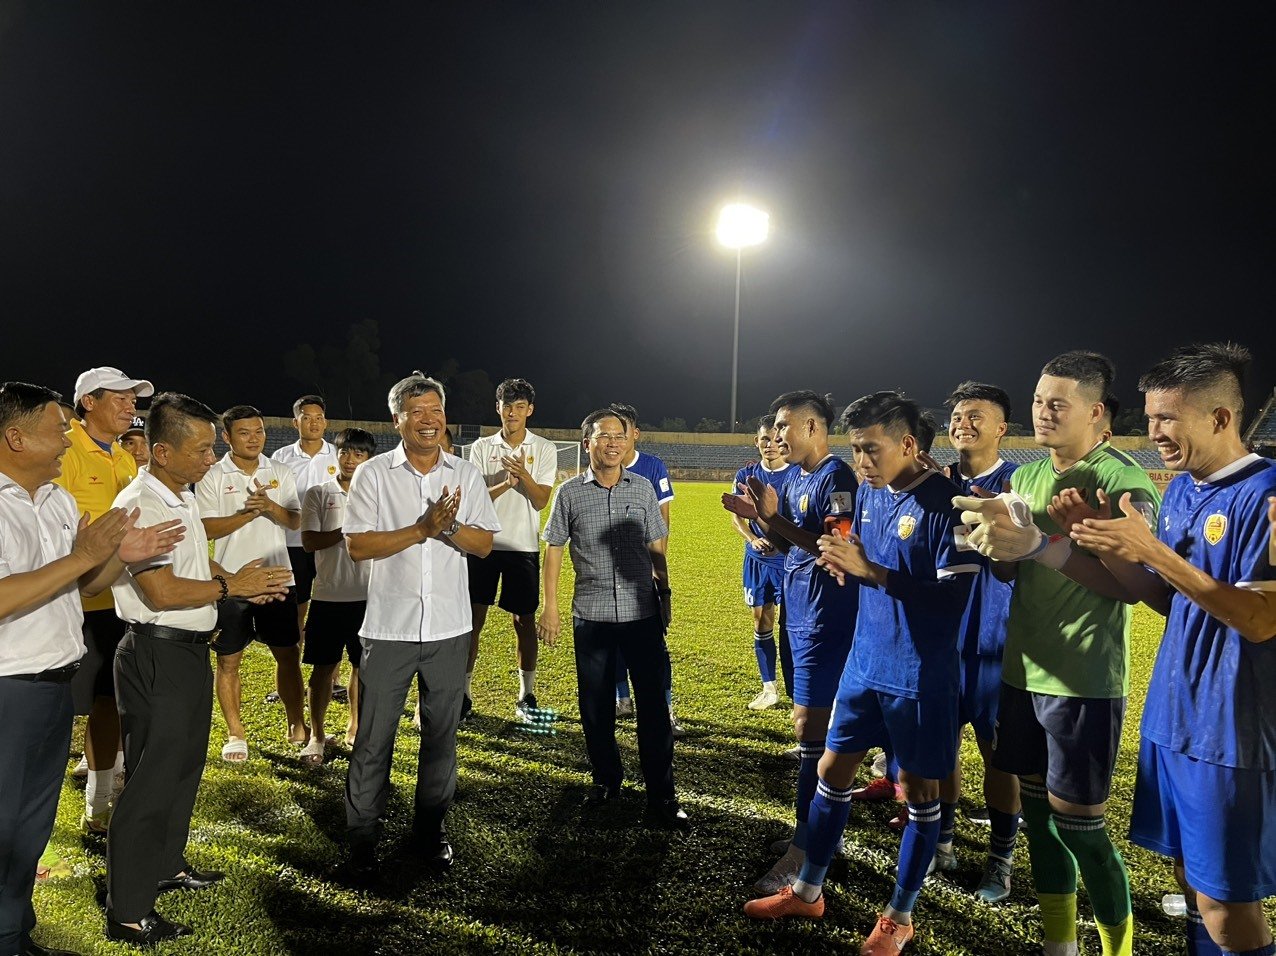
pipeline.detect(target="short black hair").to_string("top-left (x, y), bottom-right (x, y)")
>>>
top-left (1102, 393), bottom-right (1120, 426)
top-left (608, 402), bottom-right (639, 427)
top-left (839, 390), bottom-right (921, 440)
top-left (945, 381), bottom-right (1011, 423)
top-left (1138, 342), bottom-right (1250, 416)
top-left (293, 395), bottom-right (325, 418)
top-left (148, 392), bottom-right (218, 449)
top-left (758, 413), bottom-right (776, 433)
top-left (0, 381), bottom-right (62, 432)
top-left (335, 426), bottom-right (376, 456)
top-left (769, 390), bottom-right (836, 429)
top-left (222, 404), bottom-right (263, 433)
top-left (496, 378), bottom-right (536, 405)
top-left (1041, 350), bottom-right (1115, 404)
top-left (74, 387), bottom-right (106, 421)
top-left (916, 412), bottom-right (938, 454)
top-left (582, 408), bottom-right (626, 442)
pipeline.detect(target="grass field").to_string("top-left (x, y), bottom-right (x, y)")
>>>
top-left (32, 481), bottom-right (1264, 954)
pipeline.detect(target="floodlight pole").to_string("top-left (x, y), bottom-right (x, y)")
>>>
top-left (730, 247), bottom-right (742, 433)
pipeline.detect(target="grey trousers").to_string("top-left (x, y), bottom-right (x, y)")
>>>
top-left (345, 634), bottom-right (467, 849)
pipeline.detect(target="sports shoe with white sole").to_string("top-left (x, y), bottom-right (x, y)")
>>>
top-left (870, 750), bottom-right (889, 778)
top-left (973, 856), bottom-right (1013, 903)
top-left (748, 687), bottom-right (779, 711)
top-left (753, 852), bottom-right (802, 894)
top-left (669, 709), bottom-right (686, 738)
top-left (71, 754), bottom-right (89, 779)
top-left (926, 844), bottom-right (958, 875)
top-left (861, 914), bottom-right (915, 954)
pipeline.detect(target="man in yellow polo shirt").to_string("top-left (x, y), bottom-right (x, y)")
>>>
top-left (55, 366), bottom-right (154, 832)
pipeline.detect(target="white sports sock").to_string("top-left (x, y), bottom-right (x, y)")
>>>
top-left (86, 769), bottom-right (114, 816)
top-left (519, 669), bottom-right (536, 698)
top-left (883, 904), bottom-right (912, 927)
top-left (792, 879), bottom-right (822, 903)
top-left (113, 749), bottom-right (125, 774)
top-left (465, 671), bottom-right (473, 697)
top-left (761, 680), bottom-right (776, 692)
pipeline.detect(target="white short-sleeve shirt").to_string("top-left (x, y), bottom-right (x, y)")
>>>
top-left (111, 468), bottom-right (218, 632)
top-left (467, 429), bottom-right (558, 553)
top-left (0, 473), bottom-right (85, 676)
top-left (301, 479), bottom-right (370, 602)
top-left (344, 444), bottom-right (501, 643)
top-left (272, 440), bottom-right (339, 548)
top-left (195, 454), bottom-right (299, 582)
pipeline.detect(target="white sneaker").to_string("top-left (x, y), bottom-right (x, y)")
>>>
top-left (748, 687), bottom-right (780, 711)
top-left (616, 697), bottom-right (635, 718)
top-left (669, 709), bottom-right (686, 738)
top-left (753, 850), bottom-right (803, 894)
top-left (71, 754), bottom-right (89, 779)
top-left (927, 843), bottom-right (958, 875)
top-left (870, 750), bottom-right (888, 778)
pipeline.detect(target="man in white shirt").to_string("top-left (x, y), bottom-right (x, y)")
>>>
top-left (0, 381), bottom-right (180, 956)
top-left (105, 392), bottom-right (289, 945)
top-left (299, 427), bottom-right (375, 767)
top-left (343, 372), bottom-right (500, 882)
top-left (465, 378), bottom-right (556, 721)
top-left (270, 395), bottom-right (339, 639)
top-left (196, 405), bottom-right (307, 762)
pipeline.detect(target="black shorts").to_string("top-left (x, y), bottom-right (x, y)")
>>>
top-left (211, 590), bottom-right (301, 656)
top-left (467, 550), bottom-right (539, 615)
top-left (289, 546), bottom-right (317, 604)
top-left (302, 600), bottom-right (366, 668)
top-left (991, 682), bottom-right (1127, 806)
top-left (71, 609), bottom-right (126, 714)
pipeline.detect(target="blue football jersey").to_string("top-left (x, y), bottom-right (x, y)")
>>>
top-left (952, 459), bottom-right (1018, 658)
top-left (849, 469), bottom-right (980, 699)
top-left (1141, 455), bottom-right (1276, 770)
top-left (779, 455), bottom-right (858, 634)
top-left (627, 452), bottom-right (673, 504)
top-left (734, 460), bottom-right (795, 569)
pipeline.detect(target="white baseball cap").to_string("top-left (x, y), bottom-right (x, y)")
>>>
top-left (73, 367), bottom-right (155, 405)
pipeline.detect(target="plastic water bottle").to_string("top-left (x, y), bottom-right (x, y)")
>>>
top-left (1162, 894), bottom-right (1187, 916)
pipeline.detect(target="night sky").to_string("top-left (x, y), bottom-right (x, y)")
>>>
top-left (2, 3), bottom-right (1273, 429)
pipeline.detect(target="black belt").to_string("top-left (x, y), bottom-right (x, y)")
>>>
top-left (128, 623), bottom-right (217, 644)
top-left (2, 662), bottom-right (81, 683)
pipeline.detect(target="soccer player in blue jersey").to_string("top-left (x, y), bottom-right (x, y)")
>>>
top-left (1068, 343), bottom-right (1276, 956)
top-left (722, 390), bottom-right (858, 894)
top-left (935, 382), bottom-right (1022, 902)
top-left (744, 391), bottom-right (977, 956)
top-left (730, 415), bottom-right (795, 710)
top-left (608, 403), bottom-right (682, 734)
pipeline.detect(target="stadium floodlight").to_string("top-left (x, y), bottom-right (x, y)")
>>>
top-left (715, 202), bottom-right (770, 432)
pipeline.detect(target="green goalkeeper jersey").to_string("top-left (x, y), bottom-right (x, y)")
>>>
top-left (1002, 443), bottom-right (1161, 698)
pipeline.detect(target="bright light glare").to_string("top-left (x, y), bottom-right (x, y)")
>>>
top-left (715, 203), bottom-right (770, 249)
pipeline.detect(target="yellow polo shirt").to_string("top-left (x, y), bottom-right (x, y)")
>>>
top-left (53, 418), bottom-right (139, 612)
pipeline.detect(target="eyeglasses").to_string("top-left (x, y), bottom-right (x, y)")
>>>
top-left (592, 433), bottom-right (628, 444)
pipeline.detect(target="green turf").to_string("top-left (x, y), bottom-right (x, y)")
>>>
top-left (32, 481), bottom-right (1269, 954)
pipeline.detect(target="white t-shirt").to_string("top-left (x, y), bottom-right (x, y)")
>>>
top-left (111, 468), bottom-right (218, 633)
top-left (0, 473), bottom-right (85, 675)
top-left (271, 440), bottom-right (339, 548)
top-left (301, 479), bottom-right (370, 602)
top-left (467, 429), bottom-right (558, 552)
top-left (344, 444), bottom-right (501, 643)
top-left (195, 454), bottom-right (299, 582)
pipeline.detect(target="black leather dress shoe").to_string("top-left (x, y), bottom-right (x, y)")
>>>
top-left (410, 825), bottom-right (454, 872)
top-left (344, 843), bottom-right (378, 886)
top-left (25, 941), bottom-right (81, 956)
top-left (105, 910), bottom-right (192, 946)
top-left (156, 867), bottom-right (225, 893)
top-left (581, 784), bottom-right (618, 809)
top-left (645, 798), bottom-right (691, 831)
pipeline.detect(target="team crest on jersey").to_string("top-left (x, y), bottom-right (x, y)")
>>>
top-left (1203, 513), bottom-right (1227, 546)
top-left (327, 465), bottom-right (337, 475)
top-left (897, 515), bottom-right (917, 540)
top-left (527, 455), bottom-right (534, 465)
top-left (269, 478), bottom-right (279, 489)
top-left (799, 494), bottom-right (810, 515)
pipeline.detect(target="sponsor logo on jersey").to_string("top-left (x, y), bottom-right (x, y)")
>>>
top-left (659, 477), bottom-right (670, 493)
top-left (898, 515), bottom-right (916, 540)
top-left (861, 508), bottom-right (871, 524)
top-left (1203, 513), bottom-right (1227, 546)
top-left (799, 494), bottom-right (809, 515)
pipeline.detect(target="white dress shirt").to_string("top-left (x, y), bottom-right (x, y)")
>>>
top-left (272, 440), bottom-right (339, 548)
top-left (195, 454), bottom-right (299, 582)
top-left (467, 429), bottom-right (558, 552)
top-left (0, 472), bottom-right (85, 675)
top-left (302, 479), bottom-right (370, 602)
top-left (111, 468), bottom-right (218, 632)
top-left (344, 444), bottom-right (500, 643)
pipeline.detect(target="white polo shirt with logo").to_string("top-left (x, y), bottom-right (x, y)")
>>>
top-left (272, 440), bottom-right (339, 549)
top-left (301, 479), bottom-right (370, 603)
top-left (467, 429), bottom-right (558, 553)
top-left (0, 472), bottom-right (85, 675)
top-left (344, 444), bottom-right (501, 643)
top-left (195, 454), bottom-right (299, 582)
top-left (111, 468), bottom-right (218, 632)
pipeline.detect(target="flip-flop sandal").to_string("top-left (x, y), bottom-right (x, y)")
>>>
top-left (299, 736), bottom-right (325, 768)
top-left (220, 737), bottom-right (249, 763)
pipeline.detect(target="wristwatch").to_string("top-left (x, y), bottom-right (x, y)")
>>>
top-left (441, 519), bottom-right (461, 537)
